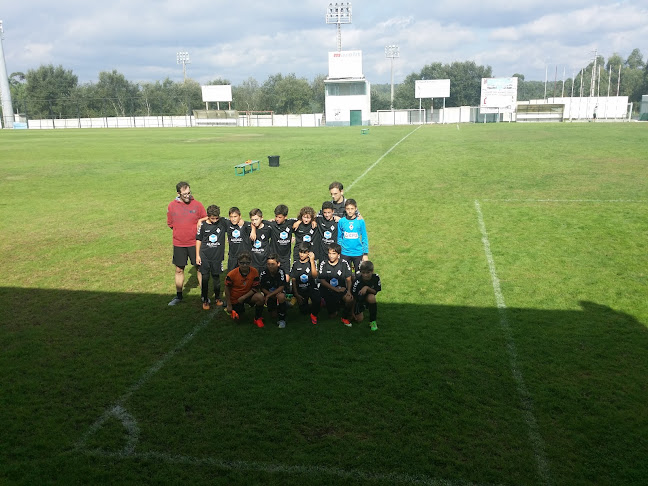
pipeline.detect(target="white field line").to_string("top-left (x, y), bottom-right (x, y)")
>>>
top-left (81, 449), bottom-right (504, 486)
top-left (347, 124), bottom-right (423, 192)
top-left (75, 311), bottom-right (215, 451)
top-left (480, 199), bottom-right (646, 203)
top-left (474, 200), bottom-right (552, 486)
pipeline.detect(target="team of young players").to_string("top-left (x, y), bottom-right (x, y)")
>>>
top-left (168, 181), bottom-right (381, 331)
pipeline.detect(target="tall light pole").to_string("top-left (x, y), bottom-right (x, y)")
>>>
top-left (176, 51), bottom-right (190, 82)
top-left (325, 2), bottom-right (352, 51)
top-left (385, 45), bottom-right (399, 110)
top-left (0, 20), bottom-right (15, 128)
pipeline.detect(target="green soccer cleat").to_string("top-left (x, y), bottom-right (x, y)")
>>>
top-left (370, 321), bottom-right (378, 331)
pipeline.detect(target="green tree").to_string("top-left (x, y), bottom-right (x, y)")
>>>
top-left (625, 48), bottom-right (644, 70)
top-left (274, 74), bottom-right (312, 114)
top-left (232, 77), bottom-right (261, 112)
top-left (24, 64), bottom-right (78, 118)
top-left (310, 74), bottom-right (327, 113)
top-left (93, 69), bottom-right (140, 116)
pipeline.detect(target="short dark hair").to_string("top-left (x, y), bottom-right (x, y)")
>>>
top-left (237, 251), bottom-right (252, 263)
top-left (274, 204), bottom-right (289, 216)
top-left (207, 205), bottom-right (220, 217)
top-left (228, 207), bottom-right (241, 216)
top-left (249, 208), bottom-right (263, 218)
top-left (266, 253), bottom-right (280, 263)
top-left (328, 243), bottom-right (341, 254)
top-left (176, 181), bottom-right (190, 193)
top-left (321, 201), bottom-right (334, 211)
top-left (297, 242), bottom-right (311, 253)
top-left (345, 198), bottom-right (357, 208)
top-left (329, 181), bottom-right (343, 191)
top-left (359, 260), bottom-right (374, 272)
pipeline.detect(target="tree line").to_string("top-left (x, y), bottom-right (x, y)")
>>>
top-left (5, 48), bottom-right (647, 119)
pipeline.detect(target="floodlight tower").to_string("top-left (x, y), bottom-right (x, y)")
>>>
top-left (0, 20), bottom-right (15, 128)
top-left (325, 2), bottom-right (352, 51)
top-left (176, 51), bottom-right (190, 82)
top-left (385, 45), bottom-right (399, 110)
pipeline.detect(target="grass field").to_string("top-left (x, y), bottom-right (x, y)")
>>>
top-left (1, 122), bottom-right (647, 485)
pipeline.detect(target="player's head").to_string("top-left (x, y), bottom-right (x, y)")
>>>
top-left (297, 242), bottom-right (311, 261)
top-left (249, 208), bottom-right (263, 227)
top-left (298, 206), bottom-right (315, 224)
top-left (206, 205), bottom-right (220, 222)
top-left (344, 198), bottom-right (357, 219)
top-left (321, 201), bottom-right (334, 220)
top-left (329, 181), bottom-right (344, 203)
top-left (274, 204), bottom-right (288, 224)
top-left (265, 253), bottom-right (280, 273)
top-left (359, 260), bottom-right (374, 281)
top-left (327, 243), bottom-right (341, 263)
top-left (176, 182), bottom-right (191, 203)
top-left (228, 207), bottom-right (241, 224)
top-left (237, 251), bottom-right (252, 273)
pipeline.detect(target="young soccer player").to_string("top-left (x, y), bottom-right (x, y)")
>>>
top-left (224, 252), bottom-right (265, 327)
top-left (351, 260), bottom-right (382, 331)
top-left (318, 243), bottom-right (353, 326)
top-left (290, 242), bottom-right (321, 325)
top-left (226, 207), bottom-right (253, 273)
top-left (259, 254), bottom-right (288, 328)
top-left (292, 206), bottom-right (317, 262)
top-left (196, 205), bottom-right (228, 309)
top-left (337, 198), bottom-right (368, 274)
top-left (249, 208), bottom-right (273, 272)
top-left (266, 204), bottom-right (296, 292)
top-left (314, 201), bottom-right (338, 262)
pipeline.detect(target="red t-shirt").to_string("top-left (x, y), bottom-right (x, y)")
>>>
top-left (167, 197), bottom-right (207, 247)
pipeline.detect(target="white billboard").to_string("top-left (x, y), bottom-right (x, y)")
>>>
top-left (201, 85), bottom-right (232, 102)
top-left (328, 50), bottom-right (363, 79)
top-left (415, 79), bottom-right (450, 99)
top-left (480, 77), bottom-right (518, 113)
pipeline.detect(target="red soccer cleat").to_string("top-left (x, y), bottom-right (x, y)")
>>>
top-left (254, 317), bottom-right (265, 328)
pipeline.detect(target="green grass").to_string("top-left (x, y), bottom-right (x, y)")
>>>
top-left (1, 123), bottom-right (647, 485)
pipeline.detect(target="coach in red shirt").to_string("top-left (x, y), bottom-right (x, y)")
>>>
top-left (167, 181), bottom-right (207, 306)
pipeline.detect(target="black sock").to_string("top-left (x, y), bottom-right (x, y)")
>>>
top-left (278, 302), bottom-right (286, 320)
top-left (201, 277), bottom-right (209, 300)
top-left (255, 305), bottom-right (263, 319)
top-left (176, 291), bottom-right (183, 299)
top-left (368, 303), bottom-right (377, 321)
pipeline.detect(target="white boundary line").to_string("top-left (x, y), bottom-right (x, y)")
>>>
top-left (474, 200), bottom-right (552, 486)
top-left (347, 124), bottom-right (423, 191)
top-left (480, 199), bottom-right (646, 203)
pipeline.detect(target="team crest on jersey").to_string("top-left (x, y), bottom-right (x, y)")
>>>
top-left (300, 274), bottom-right (308, 283)
top-left (280, 231), bottom-right (289, 240)
top-left (209, 234), bottom-right (217, 242)
top-left (304, 235), bottom-right (311, 242)
top-left (254, 240), bottom-right (262, 248)
top-left (337, 270), bottom-right (342, 276)
top-left (330, 278), bottom-right (338, 287)
top-left (324, 231), bottom-right (332, 239)
top-left (232, 229), bottom-right (240, 238)
top-left (349, 222), bottom-right (354, 230)
top-left (261, 234), bottom-right (266, 240)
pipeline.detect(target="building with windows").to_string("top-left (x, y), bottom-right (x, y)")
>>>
top-left (324, 50), bottom-right (371, 126)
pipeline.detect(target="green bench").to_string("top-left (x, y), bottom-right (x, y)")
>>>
top-left (361, 128), bottom-right (369, 134)
top-left (234, 160), bottom-right (260, 176)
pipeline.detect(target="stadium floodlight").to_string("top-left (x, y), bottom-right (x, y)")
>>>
top-left (0, 20), bottom-right (15, 129)
top-left (176, 51), bottom-right (191, 82)
top-left (325, 2), bottom-right (352, 51)
top-left (385, 45), bottom-right (399, 110)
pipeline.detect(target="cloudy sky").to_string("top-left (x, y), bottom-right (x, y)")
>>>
top-left (1, 0), bottom-right (646, 86)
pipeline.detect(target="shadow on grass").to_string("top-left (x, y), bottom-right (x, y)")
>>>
top-left (1, 286), bottom-right (647, 486)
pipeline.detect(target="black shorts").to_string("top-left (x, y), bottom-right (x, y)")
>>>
top-left (266, 292), bottom-right (286, 311)
top-left (200, 259), bottom-right (223, 276)
top-left (342, 255), bottom-right (363, 274)
top-left (173, 246), bottom-right (197, 267)
top-left (278, 257), bottom-right (291, 277)
top-left (232, 296), bottom-right (257, 314)
top-left (320, 286), bottom-right (347, 313)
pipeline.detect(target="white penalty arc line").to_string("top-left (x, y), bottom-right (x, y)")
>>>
top-left (347, 124), bottom-right (423, 192)
top-left (75, 311), bottom-right (215, 451)
top-left (474, 200), bottom-right (552, 486)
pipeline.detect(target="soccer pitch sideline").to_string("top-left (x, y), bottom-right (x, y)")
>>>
top-left (0, 123), bottom-right (647, 485)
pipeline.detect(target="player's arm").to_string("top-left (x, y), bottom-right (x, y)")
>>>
top-left (361, 221), bottom-right (369, 260)
top-left (224, 278), bottom-right (233, 312)
top-left (291, 277), bottom-right (304, 303)
top-left (196, 241), bottom-right (202, 266)
top-left (309, 253), bottom-right (318, 277)
top-left (167, 205), bottom-right (173, 229)
top-left (344, 276), bottom-right (353, 295)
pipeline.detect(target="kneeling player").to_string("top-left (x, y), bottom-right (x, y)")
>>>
top-left (291, 242), bottom-right (321, 325)
top-left (224, 252), bottom-right (265, 327)
top-left (351, 260), bottom-right (381, 331)
top-left (259, 254), bottom-right (287, 328)
top-left (318, 243), bottom-right (353, 326)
